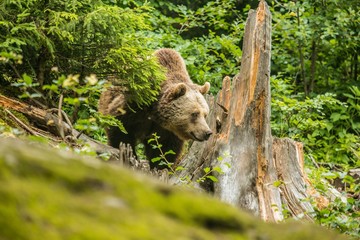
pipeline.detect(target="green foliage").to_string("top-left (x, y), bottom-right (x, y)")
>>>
top-left (148, 133), bottom-right (231, 185)
top-left (269, 1), bottom-right (359, 235)
top-left (271, 78), bottom-right (360, 167)
top-left (0, 0), bottom-right (165, 108)
top-left (144, 0), bottom-right (244, 93)
top-left (270, 0), bottom-right (359, 94)
top-left (1, 0), bottom-right (359, 236)
top-left (272, 77), bottom-right (359, 237)
top-left (0, 0), bottom-right (168, 143)
top-left (148, 133), bottom-right (177, 172)
top-left (308, 166), bottom-right (360, 238)
top-left (196, 154), bottom-right (231, 184)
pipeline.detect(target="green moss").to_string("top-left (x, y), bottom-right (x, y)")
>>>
top-left (0, 107), bottom-right (30, 136)
top-left (0, 138), bottom-right (349, 240)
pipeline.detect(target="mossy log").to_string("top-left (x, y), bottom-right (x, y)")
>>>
top-left (0, 138), bottom-right (348, 240)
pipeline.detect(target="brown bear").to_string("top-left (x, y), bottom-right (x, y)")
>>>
top-left (99, 48), bottom-right (212, 168)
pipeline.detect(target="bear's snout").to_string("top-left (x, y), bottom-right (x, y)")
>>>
top-left (189, 129), bottom-right (212, 142)
top-left (204, 130), bottom-right (212, 140)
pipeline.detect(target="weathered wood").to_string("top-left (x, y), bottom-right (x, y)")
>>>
top-left (172, 0), bottom-right (315, 222)
top-left (0, 94), bottom-right (120, 162)
top-left (272, 138), bottom-right (315, 220)
top-left (191, 0), bottom-right (280, 220)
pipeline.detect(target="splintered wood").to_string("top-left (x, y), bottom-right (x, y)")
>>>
top-left (173, 0), bottom-right (314, 222)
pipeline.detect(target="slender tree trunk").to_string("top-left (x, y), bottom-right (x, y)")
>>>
top-left (354, 52), bottom-right (358, 82)
top-left (296, 5), bottom-right (308, 95)
top-left (172, 1), bottom-right (314, 222)
top-left (310, 39), bottom-right (317, 93)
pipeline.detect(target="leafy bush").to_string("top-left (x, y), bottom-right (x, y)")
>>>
top-left (271, 77), bottom-right (360, 167)
top-left (0, 0), bottom-right (169, 142)
top-left (271, 77), bottom-right (359, 237)
top-left (270, 0), bottom-right (359, 95)
top-left (0, 0), bottom-right (165, 108)
top-left (308, 166), bottom-right (360, 238)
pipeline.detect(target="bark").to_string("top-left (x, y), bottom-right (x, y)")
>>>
top-left (272, 138), bottom-right (315, 220)
top-left (171, 1), bottom-right (314, 222)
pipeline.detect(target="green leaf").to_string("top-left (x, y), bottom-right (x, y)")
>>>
top-left (175, 166), bottom-right (185, 172)
top-left (151, 157), bottom-right (161, 163)
top-left (29, 93), bottom-right (42, 98)
top-left (203, 167), bottom-right (210, 173)
top-left (273, 180), bottom-right (282, 188)
top-left (213, 166), bottom-right (223, 174)
top-left (224, 162), bottom-right (231, 168)
top-left (165, 150), bottom-right (176, 155)
top-left (206, 176), bottom-right (218, 182)
top-left (22, 73), bottom-right (32, 85)
top-left (196, 177), bottom-right (205, 183)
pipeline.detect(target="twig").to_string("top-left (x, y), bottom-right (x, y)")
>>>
top-left (308, 154), bottom-right (319, 168)
top-left (29, 97), bottom-right (47, 109)
top-left (58, 94), bottom-right (64, 139)
top-left (28, 125), bottom-right (63, 143)
top-left (48, 108), bottom-right (73, 128)
top-left (61, 109), bottom-right (73, 129)
top-left (4, 109), bottom-right (56, 140)
top-left (5, 109), bottom-right (39, 136)
top-left (76, 130), bottom-right (84, 139)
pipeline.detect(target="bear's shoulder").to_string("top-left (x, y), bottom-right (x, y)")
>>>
top-left (154, 48), bottom-right (188, 76)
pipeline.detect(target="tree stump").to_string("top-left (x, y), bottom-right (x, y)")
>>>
top-left (171, 0), bottom-right (314, 222)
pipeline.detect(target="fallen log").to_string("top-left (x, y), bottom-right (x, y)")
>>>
top-left (0, 94), bottom-right (120, 162)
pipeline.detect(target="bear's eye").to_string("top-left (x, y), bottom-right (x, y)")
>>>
top-left (191, 112), bottom-right (199, 118)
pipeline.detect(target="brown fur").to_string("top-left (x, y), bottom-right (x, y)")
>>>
top-left (99, 48), bottom-right (212, 168)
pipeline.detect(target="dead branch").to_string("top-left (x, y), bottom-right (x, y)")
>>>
top-left (0, 94), bottom-right (120, 162)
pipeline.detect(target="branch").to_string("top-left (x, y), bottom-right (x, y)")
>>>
top-left (0, 94), bottom-right (120, 161)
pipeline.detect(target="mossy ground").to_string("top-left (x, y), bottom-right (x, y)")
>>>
top-left (0, 138), bottom-right (348, 240)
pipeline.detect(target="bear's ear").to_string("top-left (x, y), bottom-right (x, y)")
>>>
top-left (199, 82), bottom-right (210, 95)
top-left (167, 83), bottom-right (187, 100)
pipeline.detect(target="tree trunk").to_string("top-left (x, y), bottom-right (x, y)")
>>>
top-left (310, 39), bottom-right (317, 93)
top-left (171, 1), bottom-right (314, 222)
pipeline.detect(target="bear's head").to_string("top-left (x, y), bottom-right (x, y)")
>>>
top-left (156, 82), bottom-right (213, 142)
